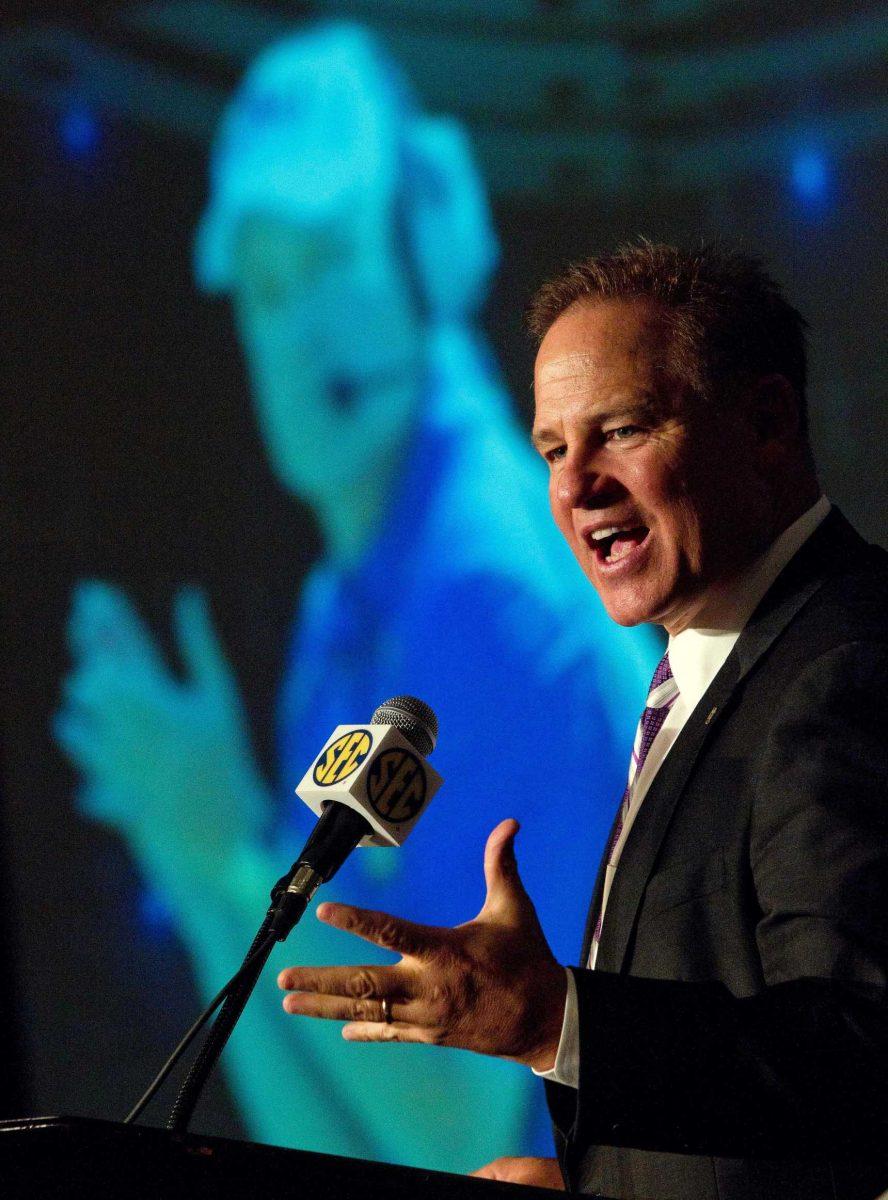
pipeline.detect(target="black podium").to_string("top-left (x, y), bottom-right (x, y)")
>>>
top-left (0, 1116), bottom-right (581, 1199)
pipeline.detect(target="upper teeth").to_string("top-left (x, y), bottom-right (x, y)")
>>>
top-left (591, 526), bottom-right (625, 541)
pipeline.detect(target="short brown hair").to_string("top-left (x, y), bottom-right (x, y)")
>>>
top-left (527, 241), bottom-right (809, 431)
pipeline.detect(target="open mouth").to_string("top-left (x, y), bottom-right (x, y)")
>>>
top-left (587, 525), bottom-right (650, 564)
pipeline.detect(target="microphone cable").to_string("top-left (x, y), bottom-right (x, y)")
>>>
top-left (122, 695), bottom-right (438, 1133)
top-left (123, 924), bottom-right (278, 1126)
top-left (165, 908), bottom-right (278, 1133)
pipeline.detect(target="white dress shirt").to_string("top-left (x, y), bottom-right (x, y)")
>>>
top-left (536, 495), bottom-right (831, 1088)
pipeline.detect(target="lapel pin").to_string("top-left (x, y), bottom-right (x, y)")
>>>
top-left (704, 706), bottom-right (718, 725)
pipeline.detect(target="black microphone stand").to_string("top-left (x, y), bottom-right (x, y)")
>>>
top-left (166, 897), bottom-right (279, 1134)
top-left (122, 876), bottom-right (291, 1130)
top-left (162, 805), bottom-right (373, 1134)
top-left (124, 695), bottom-right (437, 1136)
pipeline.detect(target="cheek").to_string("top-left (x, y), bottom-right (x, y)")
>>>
top-left (638, 454), bottom-right (702, 540)
top-left (657, 495), bottom-right (707, 578)
top-left (553, 511), bottom-right (585, 568)
top-left (548, 477), bottom-right (574, 541)
top-left (251, 358), bottom-right (326, 443)
top-left (237, 309), bottom-right (316, 399)
top-left (316, 266), bottom-right (419, 376)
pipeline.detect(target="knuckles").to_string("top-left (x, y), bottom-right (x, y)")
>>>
top-left (425, 981), bottom-right (458, 1025)
top-left (351, 999), bottom-right (380, 1022)
top-left (345, 969), bottom-right (378, 1000)
top-left (375, 917), bottom-right (404, 948)
top-left (335, 907), bottom-right (359, 931)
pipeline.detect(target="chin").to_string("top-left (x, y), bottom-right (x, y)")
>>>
top-left (593, 571), bottom-right (681, 627)
top-left (595, 590), bottom-right (657, 628)
top-left (603, 606), bottom-right (655, 628)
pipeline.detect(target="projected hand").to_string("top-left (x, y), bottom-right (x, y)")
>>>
top-left (278, 819), bottom-right (567, 1070)
top-left (54, 581), bottom-right (269, 888)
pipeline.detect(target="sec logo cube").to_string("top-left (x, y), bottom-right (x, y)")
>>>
top-left (296, 724), bottom-right (443, 847)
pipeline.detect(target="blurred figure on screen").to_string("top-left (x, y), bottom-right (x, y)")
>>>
top-left (54, 22), bottom-right (656, 1171)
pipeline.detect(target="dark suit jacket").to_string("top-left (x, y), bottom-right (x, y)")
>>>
top-left (547, 510), bottom-right (888, 1200)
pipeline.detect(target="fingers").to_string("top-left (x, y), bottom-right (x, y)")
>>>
top-left (62, 657), bottom-right (132, 713)
top-left (52, 708), bottom-right (104, 774)
top-left (282, 990), bottom-right (425, 1026)
top-left (341, 1021), bottom-right (436, 1045)
top-left (278, 962), bottom-right (400, 1000)
top-left (69, 581), bottom-right (165, 674)
top-left (278, 962), bottom-right (428, 1033)
top-left (75, 778), bottom-right (131, 822)
top-left (483, 817), bottom-right (520, 890)
top-left (173, 587), bottom-right (236, 695)
top-left (481, 818), bottom-right (529, 913)
top-left (314, 901), bottom-right (441, 958)
top-left (57, 653), bottom-right (166, 743)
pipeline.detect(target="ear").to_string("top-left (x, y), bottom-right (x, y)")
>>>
top-left (398, 116), bottom-right (499, 320)
top-left (741, 374), bottom-right (804, 448)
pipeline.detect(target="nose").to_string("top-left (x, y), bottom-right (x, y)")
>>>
top-left (553, 450), bottom-right (612, 510)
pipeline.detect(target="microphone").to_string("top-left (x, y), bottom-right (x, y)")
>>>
top-left (268, 696), bottom-right (442, 940)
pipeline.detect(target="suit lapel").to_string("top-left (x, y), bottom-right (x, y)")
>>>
top-left (579, 796), bottom-right (627, 964)
top-left (588, 508), bottom-right (870, 974)
top-left (589, 656), bottom-right (739, 973)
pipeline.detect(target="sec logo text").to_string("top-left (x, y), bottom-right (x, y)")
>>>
top-left (313, 729), bottom-right (373, 786)
top-left (367, 748), bottom-right (427, 823)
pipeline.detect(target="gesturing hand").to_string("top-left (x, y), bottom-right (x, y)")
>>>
top-left (54, 581), bottom-right (269, 888)
top-left (278, 819), bottom-right (567, 1071)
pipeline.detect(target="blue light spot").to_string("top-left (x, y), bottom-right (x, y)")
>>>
top-left (59, 105), bottom-right (100, 159)
top-left (138, 887), bottom-right (175, 938)
top-left (791, 150), bottom-right (828, 202)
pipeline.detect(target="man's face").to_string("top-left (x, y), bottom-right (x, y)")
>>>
top-left (230, 210), bottom-right (423, 503)
top-left (532, 299), bottom-right (772, 634)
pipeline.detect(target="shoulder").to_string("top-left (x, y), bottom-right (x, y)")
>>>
top-left (739, 510), bottom-right (887, 690)
top-left (738, 541), bottom-right (888, 774)
top-left (774, 542), bottom-right (888, 669)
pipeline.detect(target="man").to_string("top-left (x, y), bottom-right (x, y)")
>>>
top-left (277, 242), bottom-right (888, 1199)
top-left (54, 25), bottom-right (655, 1169)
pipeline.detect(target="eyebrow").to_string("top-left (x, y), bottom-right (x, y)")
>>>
top-left (530, 397), bottom-right (665, 454)
top-left (529, 427), bottom-right (560, 451)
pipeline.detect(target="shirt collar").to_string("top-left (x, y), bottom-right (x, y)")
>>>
top-left (668, 495), bottom-right (831, 712)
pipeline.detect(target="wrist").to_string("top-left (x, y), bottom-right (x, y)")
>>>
top-left (521, 963), bottom-right (568, 1072)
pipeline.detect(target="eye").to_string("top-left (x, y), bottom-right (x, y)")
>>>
top-left (544, 445), bottom-right (566, 463)
top-left (605, 425), bottom-right (642, 441)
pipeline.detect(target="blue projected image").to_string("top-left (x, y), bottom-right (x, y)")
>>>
top-left (54, 21), bottom-right (658, 1173)
top-left (59, 104), bottom-right (100, 159)
top-left (137, 886), bottom-right (176, 940)
top-left (791, 149), bottom-right (829, 203)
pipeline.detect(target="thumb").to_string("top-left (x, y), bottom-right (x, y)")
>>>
top-left (481, 818), bottom-right (529, 914)
top-left (173, 587), bottom-right (235, 695)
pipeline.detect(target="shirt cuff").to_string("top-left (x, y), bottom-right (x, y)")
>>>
top-left (531, 967), bottom-right (579, 1089)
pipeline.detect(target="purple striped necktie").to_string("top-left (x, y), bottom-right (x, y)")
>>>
top-left (591, 650), bottom-right (680, 952)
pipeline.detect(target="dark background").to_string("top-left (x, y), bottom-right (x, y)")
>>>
top-left (1, 0), bottom-right (885, 1137)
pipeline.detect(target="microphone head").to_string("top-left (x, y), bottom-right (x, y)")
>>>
top-left (371, 695), bottom-right (438, 757)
